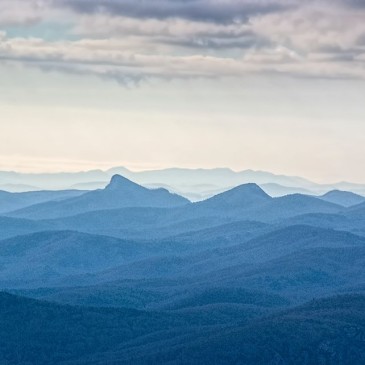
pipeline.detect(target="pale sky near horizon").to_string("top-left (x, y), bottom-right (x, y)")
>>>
top-left (1, 0), bottom-right (365, 183)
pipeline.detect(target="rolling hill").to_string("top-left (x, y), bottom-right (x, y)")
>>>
top-left (0, 216), bottom-right (53, 240)
top-left (319, 190), bottom-right (365, 207)
top-left (39, 225), bottom-right (365, 297)
top-left (0, 230), bottom-right (192, 288)
top-left (102, 294), bottom-right (365, 365)
top-left (2, 292), bottom-right (362, 365)
top-left (0, 189), bottom-right (86, 214)
top-left (0, 292), bottom-right (201, 365)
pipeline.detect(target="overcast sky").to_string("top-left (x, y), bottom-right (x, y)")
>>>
top-left (0, 0), bottom-right (364, 182)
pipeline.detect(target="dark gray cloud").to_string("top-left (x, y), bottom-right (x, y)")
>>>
top-left (356, 32), bottom-right (365, 45)
top-left (340, 0), bottom-right (365, 8)
top-left (60, 0), bottom-right (293, 23)
top-left (163, 37), bottom-right (263, 49)
top-left (160, 31), bottom-right (270, 50)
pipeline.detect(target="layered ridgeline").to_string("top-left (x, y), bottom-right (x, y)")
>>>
top-left (57, 184), bottom-right (347, 238)
top-left (2, 177), bottom-right (350, 239)
top-left (2, 166), bottom-right (365, 199)
top-left (7, 175), bottom-right (190, 219)
top-left (1, 174), bottom-right (365, 364)
top-left (6, 225), bottom-right (364, 299)
top-left (0, 230), bottom-right (187, 288)
top-left (0, 189), bottom-right (86, 214)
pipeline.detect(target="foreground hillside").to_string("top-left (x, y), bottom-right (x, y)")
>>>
top-left (0, 292), bottom-right (364, 365)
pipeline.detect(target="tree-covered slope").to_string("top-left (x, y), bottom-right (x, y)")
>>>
top-left (64, 294), bottom-right (365, 365)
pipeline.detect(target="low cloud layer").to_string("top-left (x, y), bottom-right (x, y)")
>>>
top-left (0, 0), bottom-right (364, 82)
top-left (60, 0), bottom-right (293, 23)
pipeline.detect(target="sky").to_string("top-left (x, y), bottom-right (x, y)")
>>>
top-left (0, 0), bottom-right (365, 183)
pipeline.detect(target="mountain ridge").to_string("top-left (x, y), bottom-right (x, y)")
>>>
top-left (6, 175), bottom-right (190, 219)
top-left (319, 189), bottom-right (365, 207)
top-left (2, 167), bottom-right (365, 199)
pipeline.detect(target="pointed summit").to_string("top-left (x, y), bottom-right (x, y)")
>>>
top-left (9, 175), bottom-right (189, 219)
top-left (231, 183), bottom-right (270, 196)
top-left (105, 174), bottom-right (143, 192)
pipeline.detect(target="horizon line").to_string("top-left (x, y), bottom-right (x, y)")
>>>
top-left (0, 165), bottom-right (364, 186)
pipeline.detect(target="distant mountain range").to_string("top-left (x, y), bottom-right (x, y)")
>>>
top-left (2, 175), bottom-right (365, 239)
top-left (1, 177), bottom-right (348, 234)
top-left (6, 175), bottom-right (189, 219)
top-left (1, 166), bottom-right (365, 201)
top-left (0, 189), bottom-right (86, 214)
top-left (1, 170), bottom-right (365, 364)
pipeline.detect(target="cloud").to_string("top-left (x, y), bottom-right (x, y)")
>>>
top-left (60, 0), bottom-right (293, 24)
top-left (340, 0), bottom-right (365, 9)
top-left (71, 15), bottom-right (269, 51)
top-left (0, 0), bottom-right (45, 26)
top-left (1, 31), bottom-right (364, 83)
top-left (0, 0), bottom-right (364, 83)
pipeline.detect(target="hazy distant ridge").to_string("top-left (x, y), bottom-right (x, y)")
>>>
top-left (1, 167), bottom-right (365, 201)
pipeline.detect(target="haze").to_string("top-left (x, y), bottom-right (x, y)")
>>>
top-left (0, 0), bottom-right (364, 183)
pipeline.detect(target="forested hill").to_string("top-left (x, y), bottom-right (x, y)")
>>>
top-left (0, 292), bottom-right (364, 365)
